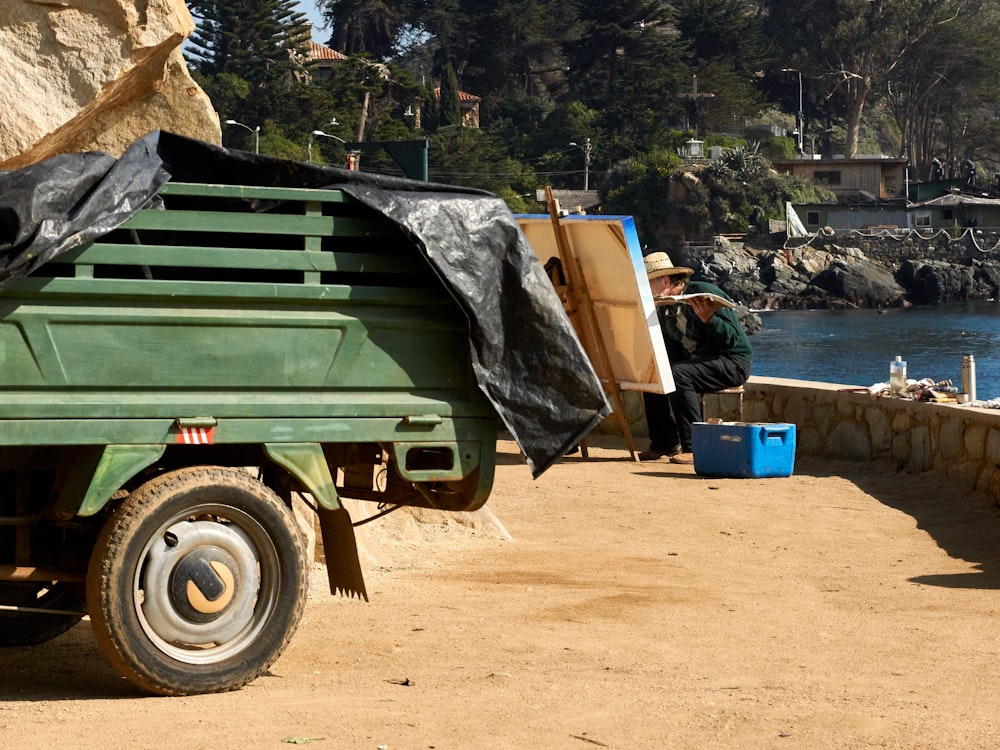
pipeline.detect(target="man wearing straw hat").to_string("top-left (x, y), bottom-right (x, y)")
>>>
top-left (641, 252), bottom-right (752, 463)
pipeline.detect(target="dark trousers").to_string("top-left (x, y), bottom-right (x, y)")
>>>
top-left (642, 355), bottom-right (751, 452)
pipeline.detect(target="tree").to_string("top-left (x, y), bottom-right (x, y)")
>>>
top-left (438, 60), bottom-right (461, 126)
top-left (760, 0), bottom-right (985, 158)
top-left (882, 0), bottom-right (1000, 172)
top-left (180, 0), bottom-right (1000, 208)
top-left (671, 0), bottom-right (770, 73)
top-left (427, 126), bottom-right (538, 207)
top-left (565, 0), bottom-right (688, 150)
top-left (317, 0), bottom-right (411, 58)
top-left (187, 0), bottom-right (314, 148)
top-left (186, 0), bottom-right (311, 84)
top-left (456, 0), bottom-right (576, 114)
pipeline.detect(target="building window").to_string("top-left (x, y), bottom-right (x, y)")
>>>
top-left (914, 212), bottom-right (931, 228)
top-left (813, 170), bottom-right (842, 185)
top-left (942, 209), bottom-right (954, 221)
top-left (806, 211), bottom-right (821, 226)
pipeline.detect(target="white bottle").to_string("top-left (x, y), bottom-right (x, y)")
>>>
top-left (889, 355), bottom-right (907, 395)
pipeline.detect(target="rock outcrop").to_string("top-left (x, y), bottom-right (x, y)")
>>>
top-left (675, 235), bottom-right (1000, 311)
top-left (0, 0), bottom-right (219, 169)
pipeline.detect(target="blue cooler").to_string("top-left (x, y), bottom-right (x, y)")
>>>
top-left (692, 422), bottom-right (796, 478)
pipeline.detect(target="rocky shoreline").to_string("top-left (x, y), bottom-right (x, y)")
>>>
top-left (674, 231), bottom-right (1000, 334)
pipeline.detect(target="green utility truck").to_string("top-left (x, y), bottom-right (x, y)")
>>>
top-left (0, 134), bottom-right (607, 696)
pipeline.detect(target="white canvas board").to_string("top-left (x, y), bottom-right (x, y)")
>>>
top-left (516, 214), bottom-right (674, 394)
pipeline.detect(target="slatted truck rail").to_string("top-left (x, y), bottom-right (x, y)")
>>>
top-left (0, 182), bottom-right (497, 696)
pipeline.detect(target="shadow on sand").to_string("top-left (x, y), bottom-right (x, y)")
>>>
top-left (795, 455), bottom-right (1000, 590)
top-left (503, 432), bottom-right (1000, 591)
top-left (0, 621), bottom-right (142, 700)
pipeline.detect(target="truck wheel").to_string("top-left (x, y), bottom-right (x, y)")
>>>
top-left (0, 581), bottom-right (86, 647)
top-left (87, 466), bottom-right (308, 696)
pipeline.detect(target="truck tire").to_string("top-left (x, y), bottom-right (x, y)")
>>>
top-left (86, 466), bottom-right (308, 696)
top-left (0, 581), bottom-right (86, 647)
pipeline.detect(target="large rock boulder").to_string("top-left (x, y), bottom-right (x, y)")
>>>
top-left (0, 0), bottom-right (219, 169)
top-left (809, 256), bottom-right (906, 308)
top-left (897, 259), bottom-right (978, 304)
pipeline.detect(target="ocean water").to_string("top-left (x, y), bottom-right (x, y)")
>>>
top-left (749, 301), bottom-right (1000, 399)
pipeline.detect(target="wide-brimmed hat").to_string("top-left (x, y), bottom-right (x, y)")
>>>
top-left (644, 251), bottom-right (693, 281)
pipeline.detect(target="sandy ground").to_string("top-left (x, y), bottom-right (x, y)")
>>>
top-left (4, 436), bottom-right (1000, 749)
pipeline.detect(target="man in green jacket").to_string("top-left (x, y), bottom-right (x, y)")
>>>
top-left (640, 252), bottom-right (752, 464)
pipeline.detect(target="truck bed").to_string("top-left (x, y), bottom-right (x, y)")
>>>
top-left (0, 182), bottom-right (492, 445)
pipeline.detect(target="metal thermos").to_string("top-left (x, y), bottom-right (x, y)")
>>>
top-left (963, 354), bottom-right (976, 401)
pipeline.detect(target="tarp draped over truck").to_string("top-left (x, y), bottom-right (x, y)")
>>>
top-left (0, 131), bottom-right (610, 477)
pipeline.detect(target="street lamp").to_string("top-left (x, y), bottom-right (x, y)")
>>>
top-left (307, 129), bottom-right (346, 164)
top-left (224, 119), bottom-right (260, 154)
top-left (568, 137), bottom-right (592, 191)
top-left (780, 68), bottom-right (804, 156)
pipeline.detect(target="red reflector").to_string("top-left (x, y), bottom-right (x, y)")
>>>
top-left (177, 427), bottom-right (215, 445)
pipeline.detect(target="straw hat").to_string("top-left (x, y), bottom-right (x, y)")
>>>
top-left (644, 251), bottom-right (693, 281)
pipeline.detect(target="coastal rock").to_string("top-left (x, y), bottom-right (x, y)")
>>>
top-left (972, 259), bottom-right (1000, 293)
top-left (897, 259), bottom-right (977, 304)
top-left (758, 255), bottom-right (810, 301)
top-left (681, 231), bottom-right (1000, 312)
top-left (0, 0), bottom-right (219, 169)
top-left (809, 257), bottom-right (905, 308)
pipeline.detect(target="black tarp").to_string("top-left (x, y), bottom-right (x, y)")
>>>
top-left (0, 131), bottom-right (610, 477)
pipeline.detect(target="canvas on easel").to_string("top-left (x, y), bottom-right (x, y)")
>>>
top-left (516, 193), bottom-right (675, 459)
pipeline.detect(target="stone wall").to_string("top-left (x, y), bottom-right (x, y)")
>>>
top-left (801, 232), bottom-right (1000, 266)
top-left (603, 377), bottom-right (1000, 504)
top-left (745, 376), bottom-right (1000, 502)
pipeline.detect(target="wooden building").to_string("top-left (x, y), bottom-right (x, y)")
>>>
top-left (772, 157), bottom-right (909, 202)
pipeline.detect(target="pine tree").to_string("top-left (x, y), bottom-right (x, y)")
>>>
top-left (186, 0), bottom-right (312, 86)
top-left (438, 61), bottom-right (461, 127)
top-left (318, 0), bottom-right (410, 59)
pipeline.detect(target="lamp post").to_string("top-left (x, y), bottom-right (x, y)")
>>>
top-left (781, 68), bottom-right (804, 156)
top-left (568, 137), bottom-right (592, 190)
top-left (224, 119), bottom-right (260, 154)
top-left (307, 129), bottom-right (347, 164)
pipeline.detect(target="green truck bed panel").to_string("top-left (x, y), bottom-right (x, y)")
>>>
top-left (0, 182), bottom-right (493, 440)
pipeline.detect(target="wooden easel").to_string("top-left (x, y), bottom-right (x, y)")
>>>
top-left (544, 187), bottom-right (638, 461)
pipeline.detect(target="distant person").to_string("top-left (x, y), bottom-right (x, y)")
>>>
top-left (639, 252), bottom-right (752, 464)
top-left (930, 157), bottom-right (944, 182)
top-left (964, 158), bottom-right (976, 187)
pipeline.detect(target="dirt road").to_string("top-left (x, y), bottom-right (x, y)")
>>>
top-left (4, 436), bottom-right (1000, 749)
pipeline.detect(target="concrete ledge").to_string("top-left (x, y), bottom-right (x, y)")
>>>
top-left (744, 376), bottom-right (1000, 502)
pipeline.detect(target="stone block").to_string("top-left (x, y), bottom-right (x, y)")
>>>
top-left (779, 396), bottom-right (810, 427)
top-left (744, 400), bottom-right (770, 423)
top-left (827, 419), bottom-right (871, 461)
top-left (909, 425), bottom-right (933, 472)
top-left (812, 401), bottom-right (838, 436)
top-left (796, 426), bottom-right (824, 455)
top-left (892, 431), bottom-right (911, 470)
top-left (964, 423), bottom-right (986, 460)
top-left (892, 412), bottom-right (912, 432)
top-left (836, 398), bottom-right (855, 417)
top-left (985, 427), bottom-right (1000, 465)
top-left (936, 417), bottom-right (963, 461)
top-left (866, 408), bottom-right (892, 454)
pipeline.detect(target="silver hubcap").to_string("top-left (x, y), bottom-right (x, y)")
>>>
top-left (135, 508), bottom-right (278, 665)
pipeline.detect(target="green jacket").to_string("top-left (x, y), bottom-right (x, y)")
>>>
top-left (657, 281), bottom-right (753, 363)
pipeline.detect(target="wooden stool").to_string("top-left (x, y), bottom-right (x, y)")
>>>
top-left (699, 385), bottom-right (744, 422)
